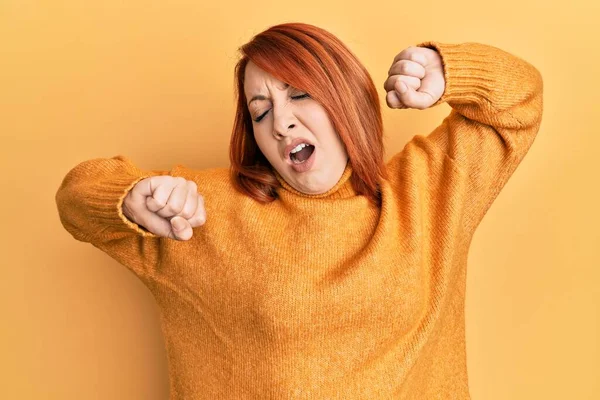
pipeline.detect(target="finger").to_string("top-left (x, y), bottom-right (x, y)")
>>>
top-left (387, 59), bottom-right (426, 80)
top-left (131, 176), bottom-right (162, 212)
top-left (383, 74), bottom-right (420, 92)
top-left (394, 82), bottom-right (436, 110)
top-left (169, 215), bottom-right (193, 241)
top-left (175, 181), bottom-right (199, 219)
top-left (187, 194), bottom-right (206, 227)
top-left (393, 77), bottom-right (422, 98)
top-left (156, 178), bottom-right (188, 218)
top-left (390, 47), bottom-right (428, 68)
top-left (385, 90), bottom-right (407, 109)
top-left (144, 176), bottom-right (181, 213)
top-left (135, 205), bottom-right (176, 238)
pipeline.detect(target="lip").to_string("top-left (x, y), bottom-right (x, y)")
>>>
top-left (289, 145), bottom-right (316, 173)
top-left (283, 138), bottom-right (315, 164)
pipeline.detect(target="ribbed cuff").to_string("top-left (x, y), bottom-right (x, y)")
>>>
top-left (415, 41), bottom-right (499, 108)
top-left (85, 161), bottom-right (160, 238)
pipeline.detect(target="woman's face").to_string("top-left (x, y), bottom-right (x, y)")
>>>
top-left (243, 61), bottom-right (348, 195)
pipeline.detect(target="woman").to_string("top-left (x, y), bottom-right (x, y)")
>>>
top-left (56, 22), bottom-right (543, 399)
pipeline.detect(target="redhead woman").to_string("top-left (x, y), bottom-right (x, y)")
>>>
top-left (56, 22), bottom-right (543, 399)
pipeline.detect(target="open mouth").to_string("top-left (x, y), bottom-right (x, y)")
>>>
top-left (289, 144), bottom-right (315, 164)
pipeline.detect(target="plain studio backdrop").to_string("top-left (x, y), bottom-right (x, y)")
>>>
top-left (1, 0), bottom-right (598, 399)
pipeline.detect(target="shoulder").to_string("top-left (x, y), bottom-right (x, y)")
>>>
top-left (171, 164), bottom-right (229, 191)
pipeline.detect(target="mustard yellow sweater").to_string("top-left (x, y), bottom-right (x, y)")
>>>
top-left (55, 41), bottom-right (543, 399)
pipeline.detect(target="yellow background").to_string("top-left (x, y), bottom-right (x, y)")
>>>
top-left (1, 0), bottom-right (598, 399)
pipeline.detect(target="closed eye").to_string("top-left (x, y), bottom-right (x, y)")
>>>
top-left (254, 93), bottom-right (311, 123)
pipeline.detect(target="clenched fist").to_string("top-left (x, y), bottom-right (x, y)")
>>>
top-left (383, 45), bottom-right (445, 110)
top-left (122, 176), bottom-right (206, 241)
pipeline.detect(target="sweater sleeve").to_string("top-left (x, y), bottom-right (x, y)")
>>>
top-left (55, 154), bottom-right (174, 277)
top-left (388, 41), bottom-right (544, 237)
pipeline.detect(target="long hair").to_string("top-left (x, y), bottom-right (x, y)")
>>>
top-left (229, 22), bottom-right (387, 206)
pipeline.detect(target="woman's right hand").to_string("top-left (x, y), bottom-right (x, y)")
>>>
top-left (122, 176), bottom-right (206, 241)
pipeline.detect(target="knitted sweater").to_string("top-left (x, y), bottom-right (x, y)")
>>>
top-left (55, 41), bottom-right (543, 399)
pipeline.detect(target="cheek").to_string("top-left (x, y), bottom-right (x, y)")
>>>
top-left (304, 106), bottom-right (335, 134)
top-left (254, 134), bottom-right (278, 158)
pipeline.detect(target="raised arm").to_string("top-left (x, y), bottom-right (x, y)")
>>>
top-left (55, 155), bottom-right (171, 278)
top-left (385, 41), bottom-right (544, 236)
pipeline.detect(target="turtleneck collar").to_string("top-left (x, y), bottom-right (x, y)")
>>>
top-left (273, 162), bottom-right (357, 200)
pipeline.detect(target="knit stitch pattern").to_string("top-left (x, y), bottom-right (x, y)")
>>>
top-left (55, 41), bottom-right (543, 399)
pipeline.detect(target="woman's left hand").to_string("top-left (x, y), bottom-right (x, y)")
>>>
top-left (383, 46), bottom-right (446, 110)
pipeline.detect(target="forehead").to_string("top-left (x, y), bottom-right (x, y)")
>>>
top-left (244, 61), bottom-right (289, 95)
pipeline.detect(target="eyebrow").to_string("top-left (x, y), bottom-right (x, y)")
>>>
top-left (247, 83), bottom-right (290, 106)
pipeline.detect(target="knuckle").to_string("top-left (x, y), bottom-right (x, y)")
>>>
top-left (401, 61), bottom-right (411, 74)
top-left (194, 214), bottom-right (206, 226)
top-left (178, 209), bottom-right (191, 219)
top-left (168, 200), bottom-right (185, 215)
top-left (191, 217), bottom-right (205, 227)
top-left (408, 50), bottom-right (421, 61)
top-left (163, 197), bottom-right (184, 215)
top-left (180, 201), bottom-right (195, 219)
top-left (150, 195), bottom-right (167, 210)
top-left (192, 209), bottom-right (206, 226)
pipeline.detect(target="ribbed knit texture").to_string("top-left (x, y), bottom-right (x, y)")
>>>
top-left (55, 41), bottom-right (543, 399)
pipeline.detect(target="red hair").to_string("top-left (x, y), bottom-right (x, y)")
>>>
top-left (229, 22), bottom-right (388, 206)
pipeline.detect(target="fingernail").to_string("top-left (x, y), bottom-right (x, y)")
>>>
top-left (172, 217), bottom-right (185, 231)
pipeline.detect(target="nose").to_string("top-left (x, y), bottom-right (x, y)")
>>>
top-left (273, 123), bottom-right (296, 138)
top-left (272, 102), bottom-right (297, 138)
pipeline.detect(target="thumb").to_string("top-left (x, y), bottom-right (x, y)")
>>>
top-left (170, 216), bottom-right (193, 241)
top-left (395, 80), bottom-right (432, 110)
